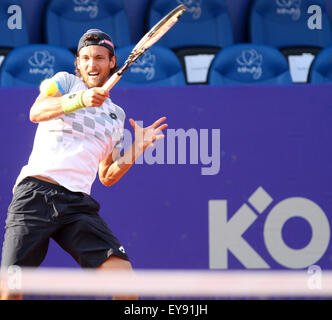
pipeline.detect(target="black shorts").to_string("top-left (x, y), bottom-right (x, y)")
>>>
top-left (1, 177), bottom-right (129, 269)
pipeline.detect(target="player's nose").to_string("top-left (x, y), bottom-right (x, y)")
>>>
top-left (87, 58), bottom-right (98, 68)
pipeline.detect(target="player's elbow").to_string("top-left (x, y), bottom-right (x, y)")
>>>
top-left (29, 110), bottom-right (39, 123)
top-left (99, 176), bottom-right (117, 187)
top-left (29, 103), bottom-right (42, 123)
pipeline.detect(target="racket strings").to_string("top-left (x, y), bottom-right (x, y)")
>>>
top-left (103, 4), bottom-right (186, 91)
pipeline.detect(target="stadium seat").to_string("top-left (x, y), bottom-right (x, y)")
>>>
top-left (44, 0), bottom-right (131, 51)
top-left (308, 46), bottom-right (332, 83)
top-left (0, 0), bottom-right (29, 68)
top-left (0, 44), bottom-right (75, 87)
top-left (115, 45), bottom-right (186, 86)
top-left (208, 44), bottom-right (293, 85)
top-left (249, 0), bottom-right (332, 83)
top-left (146, 0), bottom-right (234, 84)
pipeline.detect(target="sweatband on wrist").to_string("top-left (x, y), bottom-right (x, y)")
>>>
top-left (62, 91), bottom-right (86, 113)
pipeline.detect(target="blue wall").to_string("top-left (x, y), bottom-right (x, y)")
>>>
top-left (0, 84), bottom-right (331, 270)
top-left (1, 0), bottom-right (331, 272)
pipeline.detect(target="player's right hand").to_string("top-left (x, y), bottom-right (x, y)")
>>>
top-left (82, 87), bottom-right (109, 107)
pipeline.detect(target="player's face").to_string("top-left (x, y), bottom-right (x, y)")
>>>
top-left (77, 45), bottom-right (116, 88)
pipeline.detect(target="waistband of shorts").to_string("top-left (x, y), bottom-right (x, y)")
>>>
top-left (18, 176), bottom-right (81, 194)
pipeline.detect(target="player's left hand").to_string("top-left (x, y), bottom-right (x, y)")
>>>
top-left (129, 117), bottom-right (168, 151)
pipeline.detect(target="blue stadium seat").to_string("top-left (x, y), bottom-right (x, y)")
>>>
top-left (0, 44), bottom-right (75, 87)
top-left (0, 0), bottom-right (29, 68)
top-left (44, 0), bottom-right (131, 51)
top-left (308, 46), bottom-right (332, 83)
top-left (146, 0), bottom-right (234, 84)
top-left (249, 0), bottom-right (332, 49)
top-left (249, 0), bottom-right (332, 83)
top-left (147, 0), bottom-right (233, 48)
top-left (208, 44), bottom-right (292, 85)
top-left (115, 45), bottom-right (186, 86)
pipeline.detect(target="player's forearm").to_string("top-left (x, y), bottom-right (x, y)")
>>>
top-left (30, 88), bottom-right (108, 123)
top-left (100, 142), bottom-right (145, 187)
top-left (30, 95), bottom-right (65, 123)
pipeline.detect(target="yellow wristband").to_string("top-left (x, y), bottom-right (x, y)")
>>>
top-left (62, 91), bottom-right (86, 113)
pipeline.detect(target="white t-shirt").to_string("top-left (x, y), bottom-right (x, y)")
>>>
top-left (14, 72), bottom-right (126, 195)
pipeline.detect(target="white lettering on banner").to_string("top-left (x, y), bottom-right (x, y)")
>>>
top-left (7, 5), bottom-right (22, 30)
top-left (209, 187), bottom-right (330, 269)
top-left (209, 201), bottom-right (269, 268)
top-left (264, 198), bottom-right (330, 268)
top-left (307, 5), bottom-right (322, 30)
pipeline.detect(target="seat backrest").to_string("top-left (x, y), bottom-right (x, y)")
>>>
top-left (308, 46), bottom-right (332, 83)
top-left (208, 44), bottom-right (293, 85)
top-left (146, 0), bottom-right (233, 49)
top-left (115, 45), bottom-right (186, 86)
top-left (44, 0), bottom-right (131, 51)
top-left (249, 0), bottom-right (332, 49)
top-left (0, 44), bottom-right (75, 87)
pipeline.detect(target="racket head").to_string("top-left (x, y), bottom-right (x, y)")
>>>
top-left (120, 4), bottom-right (186, 72)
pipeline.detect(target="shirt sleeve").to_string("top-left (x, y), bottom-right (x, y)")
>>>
top-left (51, 72), bottom-right (75, 95)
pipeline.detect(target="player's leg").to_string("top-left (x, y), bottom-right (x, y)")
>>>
top-left (0, 224), bottom-right (51, 300)
top-left (97, 254), bottom-right (138, 300)
top-left (52, 192), bottom-right (136, 299)
top-left (0, 177), bottom-right (59, 300)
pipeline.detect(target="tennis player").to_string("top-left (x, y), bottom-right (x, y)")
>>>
top-left (0, 29), bottom-right (167, 300)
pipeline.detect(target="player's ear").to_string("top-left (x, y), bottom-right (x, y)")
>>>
top-left (109, 55), bottom-right (116, 69)
top-left (76, 56), bottom-right (81, 70)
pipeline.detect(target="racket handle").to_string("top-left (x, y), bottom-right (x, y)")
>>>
top-left (103, 72), bottom-right (121, 92)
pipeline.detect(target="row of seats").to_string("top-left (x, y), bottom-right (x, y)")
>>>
top-left (1, 43), bottom-right (332, 87)
top-left (1, 0), bottom-right (332, 85)
top-left (3, 0), bottom-right (331, 50)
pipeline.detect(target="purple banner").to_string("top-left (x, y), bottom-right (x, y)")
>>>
top-left (0, 84), bottom-right (331, 270)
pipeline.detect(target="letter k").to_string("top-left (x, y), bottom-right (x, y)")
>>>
top-left (209, 200), bottom-right (270, 269)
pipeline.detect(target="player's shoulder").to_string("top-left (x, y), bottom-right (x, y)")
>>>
top-left (53, 72), bottom-right (86, 93)
top-left (53, 71), bottom-right (76, 82)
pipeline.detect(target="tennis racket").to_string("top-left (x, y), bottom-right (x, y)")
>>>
top-left (102, 4), bottom-right (186, 91)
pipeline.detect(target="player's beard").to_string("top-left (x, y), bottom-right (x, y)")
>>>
top-left (81, 68), bottom-right (110, 88)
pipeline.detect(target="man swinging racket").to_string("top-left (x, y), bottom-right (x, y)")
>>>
top-left (0, 29), bottom-right (167, 299)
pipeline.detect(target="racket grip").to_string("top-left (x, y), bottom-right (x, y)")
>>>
top-left (103, 72), bottom-right (121, 92)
